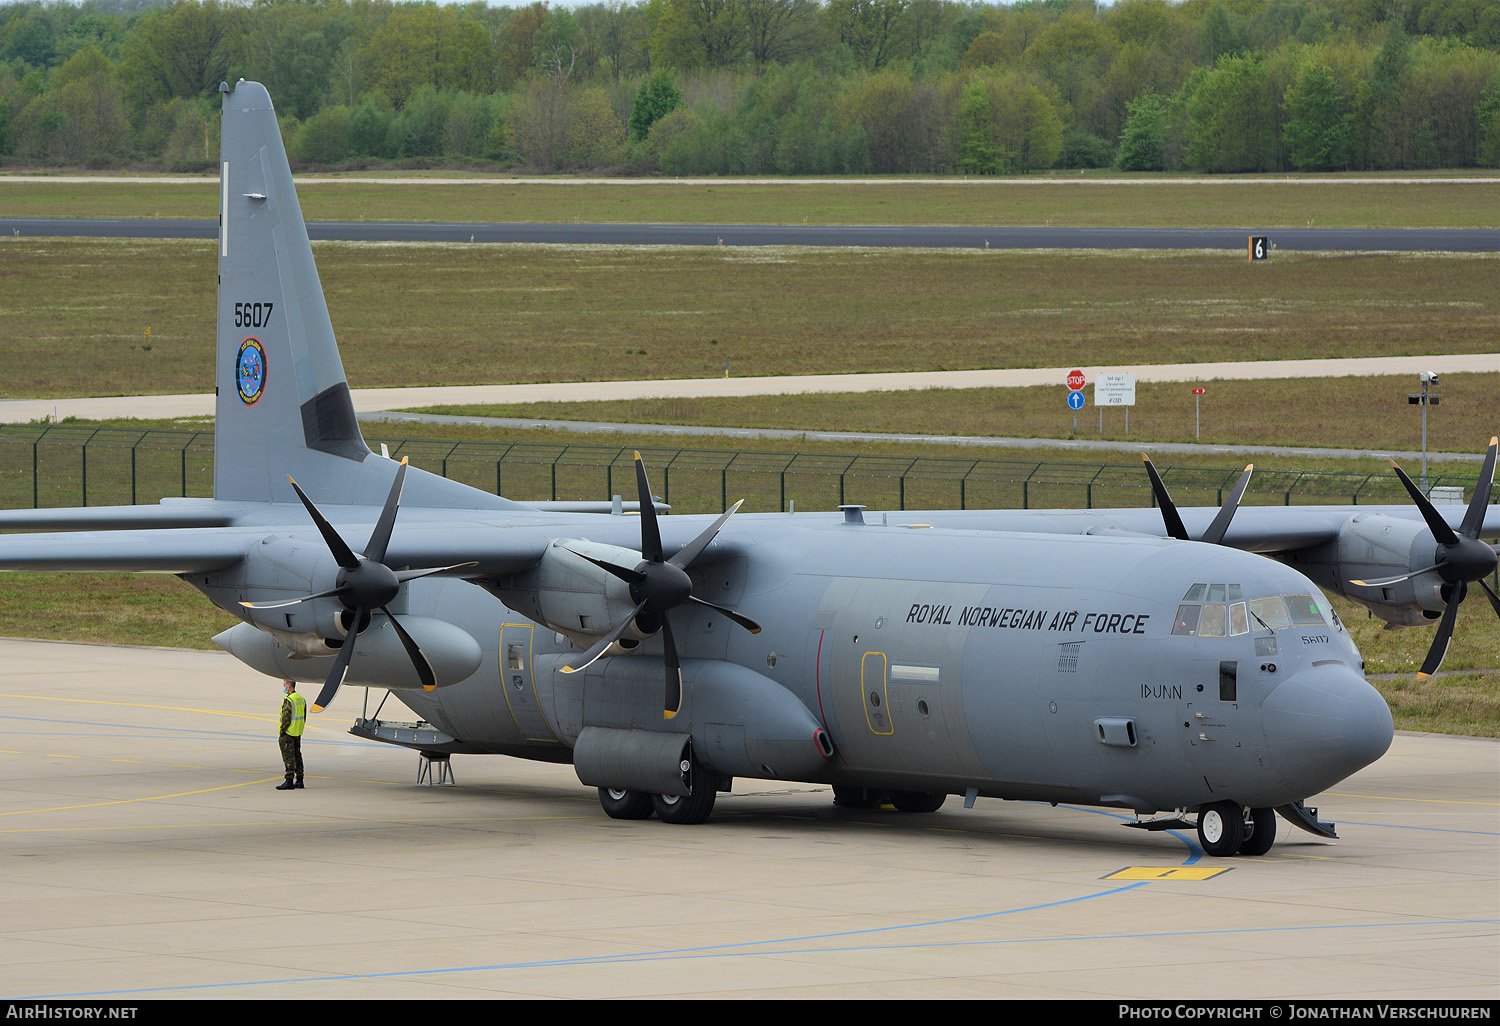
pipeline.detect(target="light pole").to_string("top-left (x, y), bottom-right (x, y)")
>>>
top-left (1408, 371), bottom-right (1440, 493)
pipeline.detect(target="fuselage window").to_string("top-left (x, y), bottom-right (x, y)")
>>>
top-left (1183, 583), bottom-right (1208, 602)
top-left (1219, 660), bottom-right (1238, 702)
top-left (1206, 583), bottom-right (1227, 603)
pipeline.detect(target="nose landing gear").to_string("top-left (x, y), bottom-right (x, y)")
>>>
top-left (1197, 800), bottom-right (1278, 857)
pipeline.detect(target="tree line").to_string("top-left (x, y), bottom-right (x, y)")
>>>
top-left (2, 0), bottom-right (1498, 174)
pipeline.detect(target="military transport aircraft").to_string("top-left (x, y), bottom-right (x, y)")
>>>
top-left (1, 81), bottom-right (1496, 858)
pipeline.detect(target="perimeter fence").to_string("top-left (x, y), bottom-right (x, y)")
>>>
top-left (0, 423), bottom-right (1476, 516)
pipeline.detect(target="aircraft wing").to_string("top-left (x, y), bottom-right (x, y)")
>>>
top-left (0, 528), bottom-right (254, 572)
top-left (0, 500), bottom-right (233, 532)
top-left (380, 524), bottom-right (551, 577)
top-left (916, 503), bottom-right (1498, 553)
top-left (0, 521), bottom-right (553, 578)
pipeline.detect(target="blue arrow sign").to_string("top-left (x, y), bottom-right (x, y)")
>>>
top-left (1067, 390), bottom-right (1085, 411)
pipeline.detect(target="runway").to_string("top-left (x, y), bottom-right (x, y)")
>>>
top-left (4, 216), bottom-right (1499, 251)
top-left (1, 638), bottom-right (1494, 1000)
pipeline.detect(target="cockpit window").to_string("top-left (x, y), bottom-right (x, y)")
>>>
top-left (1229, 601), bottom-right (1249, 635)
top-left (1172, 604), bottom-right (1202, 636)
top-left (1175, 584), bottom-right (1252, 637)
top-left (1249, 596), bottom-right (1292, 630)
top-left (1284, 594), bottom-right (1325, 625)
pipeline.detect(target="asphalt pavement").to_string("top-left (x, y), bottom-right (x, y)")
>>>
top-left (4, 216), bottom-right (1498, 251)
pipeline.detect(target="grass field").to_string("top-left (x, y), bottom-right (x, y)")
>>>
top-left (3, 237), bottom-right (1496, 399)
top-left (5, 177), bottom-right (1500, 228)
top-left (421, 371), bottom-right (1500, 457)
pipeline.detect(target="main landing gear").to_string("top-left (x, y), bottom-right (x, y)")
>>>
top-left (1196, 800), bottom-right (1277, 857)
top-left (596, 785), bottom-right (718, 825)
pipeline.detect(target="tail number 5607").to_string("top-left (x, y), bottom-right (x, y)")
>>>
top-left (234, 301), bottom-right (274, 328)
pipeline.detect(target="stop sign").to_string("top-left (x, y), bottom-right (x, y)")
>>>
top-left (1066, 369), bottom-right (1086, 391)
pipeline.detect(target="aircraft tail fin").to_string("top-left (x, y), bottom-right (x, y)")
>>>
top-left (215, 79), bottom-right (370, 503)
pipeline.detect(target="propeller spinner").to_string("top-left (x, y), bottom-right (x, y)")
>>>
top-left (560, 452), bottom-right (760, 719)
top-left (1351, 438), bottom-right (1500, 680)
top-left (242, 458), bottom-right (475, 711)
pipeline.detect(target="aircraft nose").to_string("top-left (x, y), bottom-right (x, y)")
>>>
top-left (1262, 666), bottom-right (1394, 798)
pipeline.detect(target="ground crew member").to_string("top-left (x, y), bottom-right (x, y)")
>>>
top-left (277, 679), bottom-right (307, 790)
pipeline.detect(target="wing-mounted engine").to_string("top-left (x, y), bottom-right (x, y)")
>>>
top-left (209, 459), bottom-right (481, 709)
top-left (492, 452), bottom-right (761, 720)
top-left (1300, 440), bottom-right (1499, 678)
top-left (493, 538), bottom-right (657, 652)
top-left (1321, 512), bottom-right (1445, 626)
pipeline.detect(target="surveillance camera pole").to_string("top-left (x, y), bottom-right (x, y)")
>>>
top-left (1408, 374), bottom-right (1440, 493)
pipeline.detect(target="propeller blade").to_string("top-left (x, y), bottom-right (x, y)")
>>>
top-left (1479, 577), bottom-right (1500, 621)
top-left (241, 585), bottom-right (347, 609)
top-left (687, 594), bottom-right (762, 634)
top-left (288, 476), bottom-right (361, 569)
top-left (1415, 584), bottom-right (1465, 681)
top-left (381, 606), bottom-right (436, 691)
top-left (394, 561), bottom-right (479, 584)
top-left (1389, 461), bottom-right (1460, 547)
top-left (669, 499), bottom-right (744, 570)
top-left (1351, 563), bottom-right (1445, 588)
top-left (661, 614), bottom-right (682, 719)
top-left (1199, 465), bottom-right (1253, 546)
top-left (1457, 437), bottom-right (1497, 540)
top-left (312, 613), bottom-right (362, 711)
top-left (1141, 455), bottom-right (1189, 541)
top-left (364, 458), bottom-right (409, 564)
top-left (560, 600), bottom-right (648, 674)
top-left (634, 452), bottom-right (664, 563)
top-left (561, 545), bottom-right (645, 586)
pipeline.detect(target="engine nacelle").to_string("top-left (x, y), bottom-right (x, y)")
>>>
top-left (1312, 513), bottom-right (1445, 627)
top-left (213, 617), bottom-right (483, 690)
top-left (491, 539), bottom-right (656, 648)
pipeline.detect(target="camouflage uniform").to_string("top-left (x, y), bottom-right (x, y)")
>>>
top-left (278, 684), bottom-right (306, 788)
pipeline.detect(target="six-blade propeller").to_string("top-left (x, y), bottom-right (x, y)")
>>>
top-left (560, 452), bottom-right (760, 719)
top-left (242, 458), bottom-right (475, 711)
top-left (1351, 437), bottom-right (1500, 680)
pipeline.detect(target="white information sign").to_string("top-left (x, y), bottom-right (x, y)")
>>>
top-left (1094, 373), bottom-right (1137, 407)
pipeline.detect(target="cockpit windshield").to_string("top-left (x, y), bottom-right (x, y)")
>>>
top-left (1172, 584), bottom-right (1330, 638)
